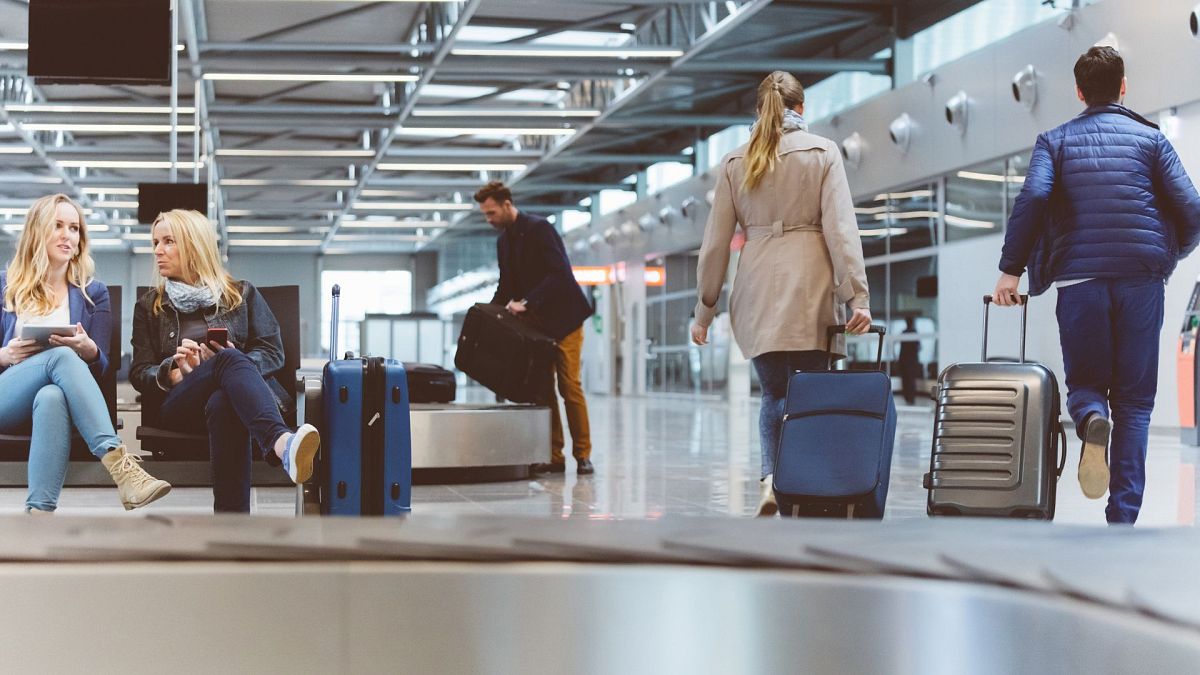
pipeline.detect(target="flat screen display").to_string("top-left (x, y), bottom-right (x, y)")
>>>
top-left (138, 183), bottom-right (207, 224)
top-left (28, 0), bottom-right (171, 85)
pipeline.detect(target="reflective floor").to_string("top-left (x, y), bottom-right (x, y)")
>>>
top-left (1, 394), bottom-right (1198, 526)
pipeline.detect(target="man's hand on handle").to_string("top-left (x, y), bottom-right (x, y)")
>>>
top-left (993, 273), bottom-right (1022, 306)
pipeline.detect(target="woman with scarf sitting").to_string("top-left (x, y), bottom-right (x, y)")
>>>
top-left (690, 71), bottom-right (872, 516)
top-left (130, 209), bottom-right (320, 513)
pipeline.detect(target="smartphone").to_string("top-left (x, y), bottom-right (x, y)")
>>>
top-left (206, 327), bottom-right (229, 347)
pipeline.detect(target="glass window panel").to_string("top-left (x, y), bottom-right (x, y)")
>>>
top-left (419, 319), bottom-right (444, 365)
top-left (855, 196), bottom-right (890, 259)
top-left (1006, 150), bottom-right (1033, 223)
top-left (886, 182), bottom-right (937, 253)
top-left (946, 159), bottom-right (1005, 242)
top-left (391, 322), bottom-right (419, 363)
top-left (911, 0), bottom-right (1077, 78)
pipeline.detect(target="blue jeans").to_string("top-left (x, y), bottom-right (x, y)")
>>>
top-left (1056, 277), bottom-right (1164, 524)
top-left (158, 348), bottom-right (290, 513)
top-left (0, 347), bottom-right (121, 512)
top-left (751, 350), bottom-right (829, 480)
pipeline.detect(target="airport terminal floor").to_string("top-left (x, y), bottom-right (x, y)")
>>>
top-left (7, 394), bottom-right (1200, 526)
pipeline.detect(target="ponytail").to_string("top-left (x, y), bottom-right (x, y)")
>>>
top-left (741, 71), bottom-right (805, 193)
top-left (742, 86), bottom-right (784, 192)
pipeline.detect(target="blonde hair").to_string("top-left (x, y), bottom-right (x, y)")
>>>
top-left (4, 193), bottom-right (95, 315)
top-left (150, 209), bottom-right (243, 315)
top-left (742, 71), bottom-right (805, 192)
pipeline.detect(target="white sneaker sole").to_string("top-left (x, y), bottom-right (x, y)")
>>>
top-left (1078, 416), bottom-right (1111, 500)
top-left (124, 481), bottom-right (172, 511)
top-left (289, 426), bottom-right (321, 484)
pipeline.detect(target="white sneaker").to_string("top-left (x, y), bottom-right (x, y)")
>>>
top-left (100, 446), bottom-right (171, 511)
top-left (757, 474), bottom-right (778, 517)
top-left (1079, 414), bottom-right (1111, 500)
top-left (282, 424), bottom-right (320, 484)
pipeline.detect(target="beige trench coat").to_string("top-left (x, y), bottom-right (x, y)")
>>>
top-left (694, 129), bottom-right (870, 360)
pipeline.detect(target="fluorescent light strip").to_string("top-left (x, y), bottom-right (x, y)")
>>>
top-left (944, 214), bottom-right (996, 229)
top-left (376, 162), bottom-right (526, 172)
top-left (342, 220), bottom-right (449, 229)
top-left (204, 73), bottom-right (417, 83)
top-left (393, 127), bottom-right (574, 137)
top-left (873, 210), bottom-right (937, 221)
top-left (352, 202), bottom-right (472, 211)
top-left (411, 108), bottom-right (600, 118)
top-left (956, 170), bottom-right (1025, 184)
top-left (58, 160), bottom-right (201, 169)
top-left (81, 187), bottom-right (139, 195)
top-left (5, 104), bottom-right (196, 114)
top-left (228, 239), bottom-right (324, 247)
top-left (227, 226), bottom-right (322, 234)
top-left (89, 239), bottom-right (126, 247)
top-left (451, 47), bottom-right (682, 58)
top-left (0, 146), bottom-right (33, 154)
top-left (93, 201), bottom-right (139, 209)
top-left (221, 178), bottom-right (356, 187)
top-left (123, 233), bottom-right (152, 241)
top-left (23, 124), bottom-right (197, 133)
top-left (859, 227), bottom-right (908, 238)
top-left (132, 247), bottom-right (153, 254)
top-left (872, 190), bottom-right (933, 202)
top-left (216, 149), bottom-right (375, 158)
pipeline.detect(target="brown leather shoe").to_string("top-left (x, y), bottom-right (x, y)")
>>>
top-left (530, 462), bottom-right (566, 475)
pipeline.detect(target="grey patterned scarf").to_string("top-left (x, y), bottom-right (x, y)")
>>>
top-left (781, 109), bottom-right (809, 133)
top-left (165, 279), bottom-right (216, 314)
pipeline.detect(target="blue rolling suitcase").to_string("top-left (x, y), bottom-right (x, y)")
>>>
top-left (319, 285), bottom-right (412, 516)
top-left (773, 325), bottom-right (897, 519)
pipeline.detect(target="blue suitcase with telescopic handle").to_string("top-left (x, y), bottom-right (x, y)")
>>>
top-left (318, 285), bottom-right (412, 516)
top-left (773, 325), bottom-right (897, 519)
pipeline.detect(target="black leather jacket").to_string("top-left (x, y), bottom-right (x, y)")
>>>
top-left (129, 281), bottom-right (290, 412)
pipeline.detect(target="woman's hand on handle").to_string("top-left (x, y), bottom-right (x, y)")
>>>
top-left (845, 307), bottom-right (872, 335)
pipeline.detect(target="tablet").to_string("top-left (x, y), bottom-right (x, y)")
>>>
top-left (19, 325), bottom-right (76, 345)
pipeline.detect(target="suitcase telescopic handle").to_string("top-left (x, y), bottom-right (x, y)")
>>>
top-left (981, 294), bottom-right (1029, 363)
top-left (329, 284), bottom-right (341, 361)
top-left (825, 324), bottom-right (887, 370)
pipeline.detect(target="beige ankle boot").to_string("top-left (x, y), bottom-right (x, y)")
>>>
top-left (756, 475), bottom-right (778, 517)
top-left (100, 446), bottom-right (172, 511)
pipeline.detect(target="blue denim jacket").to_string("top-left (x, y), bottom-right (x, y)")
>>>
top-left (129, 281), bottom-right (288, 410)
top-left (0, 272), bottom-right (112, 381)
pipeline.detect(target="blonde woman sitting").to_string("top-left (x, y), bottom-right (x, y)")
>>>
top-left (0, 194), bottom-right (171, 513)
top-left (130, 209), bottom-right (319, 513)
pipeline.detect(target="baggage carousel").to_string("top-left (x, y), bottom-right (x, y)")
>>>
top-left (409, 403), bottom-right (547, 484)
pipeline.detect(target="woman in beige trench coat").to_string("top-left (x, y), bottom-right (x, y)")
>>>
top-left (691, 71), bottom-right (872, 516)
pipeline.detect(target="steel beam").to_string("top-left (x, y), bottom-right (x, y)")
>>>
top-left (676, 58), bottom-right (890, 75)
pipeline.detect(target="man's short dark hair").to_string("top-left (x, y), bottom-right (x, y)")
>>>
top-left (474, 180), bottom-right (512, 205)
top-left (1074, 46), bottom-right (1124, 106)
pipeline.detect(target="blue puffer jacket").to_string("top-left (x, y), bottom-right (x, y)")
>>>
top-left (999, 104), bottom-right (1200, 295)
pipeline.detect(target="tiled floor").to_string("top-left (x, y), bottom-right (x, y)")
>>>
top-left (2, 393), bottom-right (1198, 526)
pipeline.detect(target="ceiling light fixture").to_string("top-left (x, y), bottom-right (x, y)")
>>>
top-left (393, 127), bottom-right (575, 137)
top-left (92, 201), bottom-right (139, 209)
top-left (228, 239), bottom-right (324, 247)
top-left (0, 146), bottom-right (33, 154)
top-left (451, 46), bottom-right (682, 58)
top-left (342, 220), bottom-right (449, 229)
top-left (220, 178), bottom-right (357, 187)
top-left (203, 73), bottom-right (418, 83)
top-left (227, 226), bottom-right (323, 234)
top-left (376, 162), bottom-right (526, 172)
top-left (58, 160), bottom-right (201, 169)
top-left (216, 149), bottom-right (375, 158)
top-left (5, 104), bottom-right (197, 114)
top-left (352, 201), bottom-right (473, 211)
top-left (411, 108), bottom-right (601, 118)
top-left (80, 187), bottom-right (139, 195)
top-left (22, 124), bottom-right (197, 133)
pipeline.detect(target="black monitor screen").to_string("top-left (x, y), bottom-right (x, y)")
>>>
top-left (138, 183), bottom-right (207, 224)
top-left (28, 0), bottom-right (171, 85)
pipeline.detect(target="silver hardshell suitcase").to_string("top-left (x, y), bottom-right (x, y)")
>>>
top-left (923, 295), bottom-right (1066, 519)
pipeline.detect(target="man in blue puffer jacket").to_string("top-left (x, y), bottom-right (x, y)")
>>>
top-left (994, 47), bottom-right (1200, 524)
